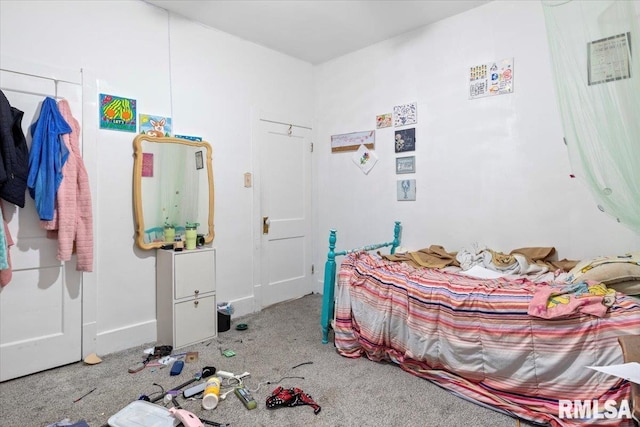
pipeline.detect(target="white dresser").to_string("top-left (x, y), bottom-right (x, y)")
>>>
top-left (156, 247), bottom-right (217, 349)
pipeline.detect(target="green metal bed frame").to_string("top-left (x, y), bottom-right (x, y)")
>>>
top-left (320, 221), bottom-right (402, 344)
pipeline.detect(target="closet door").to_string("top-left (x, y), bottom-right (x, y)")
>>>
top-left (0, 67), bottom-right (83, 381)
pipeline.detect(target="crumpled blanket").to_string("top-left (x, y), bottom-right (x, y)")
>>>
top-left (266, 386), bottom-right (321, 414)
top-left (457, 246), bottom-right (578, 274)
top-left (528, 281), bottom-right (616, 319)
top-left (382, 245), bottom-right (459, 269)
top-left (384, 244), bottom-right (578, 277)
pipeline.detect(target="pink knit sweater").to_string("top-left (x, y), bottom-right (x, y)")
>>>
top-left (41, 100), bottom-right (93, 272)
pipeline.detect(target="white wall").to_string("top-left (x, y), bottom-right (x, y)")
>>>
top-left (1, 0), bottom-right (638, 356)
top-left (312, 0), bottom-right (640, 289)
top-left (0, 0), bottom-right (313, 355)
top-left (167, 14), bottom-right (314, 314)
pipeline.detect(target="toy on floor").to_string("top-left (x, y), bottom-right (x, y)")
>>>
top-left (265, 386), bottom-right (321, 414)
top-left (168, 408), bottom-right (203, 427)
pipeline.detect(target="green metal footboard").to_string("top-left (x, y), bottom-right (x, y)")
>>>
top-left (321, 221), bottom-right (401, 344)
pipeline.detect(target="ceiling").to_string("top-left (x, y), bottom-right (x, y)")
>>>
top-left (146, 0), bottom-right (490, 64)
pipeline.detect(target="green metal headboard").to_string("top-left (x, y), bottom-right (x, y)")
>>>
top-left (320, 221), bottom-right (401, 344)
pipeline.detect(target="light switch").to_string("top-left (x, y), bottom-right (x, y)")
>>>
top-left (244, 172), bottom-right (252, 188)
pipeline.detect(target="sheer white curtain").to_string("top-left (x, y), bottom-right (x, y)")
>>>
top-left (542, 0), bottom-right (640, 233)
top-left (180, 148), bottom-right (200, 228)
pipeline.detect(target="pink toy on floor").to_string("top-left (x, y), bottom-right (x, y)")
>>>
top-left (168, 407), bottom-right (204, 427)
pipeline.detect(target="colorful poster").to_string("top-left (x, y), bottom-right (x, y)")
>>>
top-left (139, 114), bottom-right (172, 137)
top-left (393, 102), bottom-right (417, 127)
top-left (469, 58), bottom-right (514, 99)
top-left (99, 94), bottom-right (136, 132)
top-left (142, 153), bottom-right (153, 177)
top-left (376, 113), bottom-right (392, 129)
top-left (175, 134), bottom-right (203, 142)
top-left (352, 144), bottom-right (378, 174)
top-left (331, 130), bottom-right (375, 153)
top-left (394, 128), bottom-right (415, 153)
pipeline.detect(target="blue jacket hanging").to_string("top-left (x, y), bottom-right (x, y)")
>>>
top-left (27, 97), bottom-right (70, 221)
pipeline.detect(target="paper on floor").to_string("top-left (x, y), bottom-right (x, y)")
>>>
top-left (587, 362), bottom-right (640, 384)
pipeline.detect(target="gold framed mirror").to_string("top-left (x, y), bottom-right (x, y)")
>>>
top-left (133, 135), bottom-right (214, 250)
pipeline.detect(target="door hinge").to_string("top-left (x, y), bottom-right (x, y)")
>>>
top-left (311, 264), bottom-right (315, 274)
top-left (310, 142), bottom-right (314, 152)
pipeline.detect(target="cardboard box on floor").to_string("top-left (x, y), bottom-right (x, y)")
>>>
top-left (618, 335), bottom-right (640, 423)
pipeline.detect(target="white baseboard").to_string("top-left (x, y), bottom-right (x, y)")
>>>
top-left (94, 292), bottom-right (281, 355)
top-left (227, 294), bottom-right (259, 318)
top-left (82, 320), bottom-right (97, 358)
top-left (96, 319), bottom-right (157, 356)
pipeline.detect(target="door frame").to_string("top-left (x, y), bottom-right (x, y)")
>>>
top-left (251, 108), bottom-right (313, 311)
top-left (0, 56), bottom-right (98, 360)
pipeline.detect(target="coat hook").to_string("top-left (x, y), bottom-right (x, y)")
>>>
top-left (288, 124), bottom-right (292, 136)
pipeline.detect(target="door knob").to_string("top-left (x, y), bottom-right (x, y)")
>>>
top-left (263, 216), bottom-right (270, 234)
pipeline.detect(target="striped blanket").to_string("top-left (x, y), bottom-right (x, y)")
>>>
top-left (334, 252), bottom-right (640, 426)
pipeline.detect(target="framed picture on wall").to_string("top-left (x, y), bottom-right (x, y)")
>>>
top-left (397, 179), bottom-right (416, 201)
top-left (395, 128), bottom-right (415, 153)
top-left (393, 102), bottom-right (417, 127)
top-left (396, 156), bottom-right (415, 174)
top-left (587, 32), bottom-right (631, 85)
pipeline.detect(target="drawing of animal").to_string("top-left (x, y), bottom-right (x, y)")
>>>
top-left (146, 118), bottom-right (166, 137)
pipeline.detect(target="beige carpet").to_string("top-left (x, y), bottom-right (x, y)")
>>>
top-left (0, 293), bottom-right (537, 427)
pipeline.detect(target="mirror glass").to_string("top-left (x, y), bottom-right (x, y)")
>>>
top-left (133, 135), bottom-right (215, 250)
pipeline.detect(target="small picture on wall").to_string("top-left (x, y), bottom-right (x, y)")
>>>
top-left (376, 113), bottom-right (392, 129)
top-left (195, 151), bottom-right (204, 170)
top-left (397, 179), bottom-right (416, 201)
top-left (393, 102), bottom-right (417, 127)
top-left (139, 114), bottom-right (172, 137)
top-left (469, 58), bottom-right (513, 99)
top-left (588, 32), bottom-right (631, 85)
top-left (395, 128), bottom-right (415, 153)
top-left (352, 144), bottom-right (378, 174)
top-left (331, 130), bottom-right (375, 153)
top-left (396, 156), bottom-right (415, 174)
top-left (99, 94), bottom-right (137, 132)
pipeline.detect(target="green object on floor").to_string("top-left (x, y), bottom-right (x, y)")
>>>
top-left (222, 349), bottom-right (235, 357)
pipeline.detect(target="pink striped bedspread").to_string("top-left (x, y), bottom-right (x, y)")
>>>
top-left (334, 252), bottom-right (640, 426)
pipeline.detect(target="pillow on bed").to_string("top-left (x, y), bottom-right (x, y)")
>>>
top-left (607, 279), bottom-right (640, 295)
top-left (571, 261), bottom-right (640, 284)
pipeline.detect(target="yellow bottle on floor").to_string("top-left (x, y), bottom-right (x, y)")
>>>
top-left (202, 377), bottom-right (221, 410)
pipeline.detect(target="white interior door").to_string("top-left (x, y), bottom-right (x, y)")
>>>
top-left (259, 120), bottom-right (312, 308)
top-left (0, 66), bottom-right (83, 381)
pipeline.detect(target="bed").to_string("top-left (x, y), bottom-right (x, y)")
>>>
top-left (320, 222), bottom-right (640, 427)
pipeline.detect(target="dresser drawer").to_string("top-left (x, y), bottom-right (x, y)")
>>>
top-left (174, 295), bottom-right (216, 348)
top-left (174, 249), bottom-right (215, 299)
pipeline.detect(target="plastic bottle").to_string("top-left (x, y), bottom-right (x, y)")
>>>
top-left (174, 236), bottom-right (184, 252)
top-left (201, 376), bottom-right (221, 410)
top-left (164, 226), bottom-right (175, 243)
top-left (185, 223), bottom-right (197, 250)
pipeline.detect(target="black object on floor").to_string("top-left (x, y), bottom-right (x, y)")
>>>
top-left (217, 310), bottom-right (230, 332)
